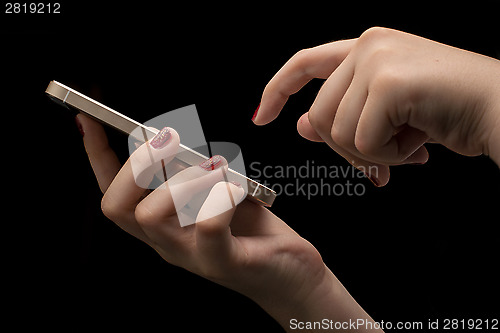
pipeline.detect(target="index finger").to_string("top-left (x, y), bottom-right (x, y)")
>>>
top-left (77, 113), bottom-right (122, 193)
top-left (253, 38), bottom-right (356, 125)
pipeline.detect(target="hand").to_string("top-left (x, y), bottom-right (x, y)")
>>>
top-left (255, 27), bottom-right (500, 185)
top-left (76, 114), bottom-right (380, 331)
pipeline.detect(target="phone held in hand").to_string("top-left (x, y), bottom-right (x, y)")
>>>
top-left (45, 80), bottom-right (276, 207)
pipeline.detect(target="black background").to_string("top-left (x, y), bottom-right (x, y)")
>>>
top-left (3, 2), bottom-right (499, 331)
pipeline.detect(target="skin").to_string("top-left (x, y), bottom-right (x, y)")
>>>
top-left (76, 113), bottom-right (381, 332)
top-left (77, 27), bottom-right (499, 332)
top-left (254, 27), bottom-right (500, 185)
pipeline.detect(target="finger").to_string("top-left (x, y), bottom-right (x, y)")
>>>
top-left (297, 112), bottom-right (324, 142)
top-left (255, 39), bottom-right (357, 125)
top-left (100, 126), bottom-right (180, 242)
top-left (195, 182), bottom-right (246, 264)
top-left (130, 127), bottom-right (180, 188)
top-left (103, 127), bottom-right (180, 210)
top-left (308, 56), bottom-right (355, 142)
top-left (323, 140), bottom-right (391, 187)
top-left (303, 57), bottom-right (391, 186)
top-left (404, 145), bottom-right (429, 164)
top-left (330, 73), bottom-right (368, 159)
top-left (355, 94), bottom-right (430, 164)
top-left (135, 155), bottom-right (230, 228)
top-left (315, 68), bottom-right (428, 167)
top-left (196, 181), bottom-right (246, 223)
top-left (77, 114), bottom-right (121, 193)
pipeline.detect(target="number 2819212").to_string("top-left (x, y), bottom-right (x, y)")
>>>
top-left (5, 3), bottom-right (60, 14)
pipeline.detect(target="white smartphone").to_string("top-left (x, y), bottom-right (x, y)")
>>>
top-left (46, 80), bottom-right (276, 207)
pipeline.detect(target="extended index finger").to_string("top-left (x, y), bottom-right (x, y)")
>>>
top-left (254, 38), bottom-right (356, 125)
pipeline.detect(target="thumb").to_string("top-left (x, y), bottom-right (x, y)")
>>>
top-left (297, 112), bottom-right (324, 142)
top-left (195, 182), bottom-right (246, 262)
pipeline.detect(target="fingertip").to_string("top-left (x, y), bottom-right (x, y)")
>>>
top-left (251, 104), bottom-right (269, 126)
top-left (362, 164), bottom-right (390, 187)
top-left (252, 91), bottom-right (288, 125)
top-left (76, 113), bottom-right (100, 131)
top-left (251, 103), bottom-right (260, 123)
top-left (227, 181), bottom-right (247, 205)
top-left (195, 181), bottom-right (244, 225)
top-left (297, 112), bottom-right (324, 142)
top-left (403, 146), bottom-right (429, 165)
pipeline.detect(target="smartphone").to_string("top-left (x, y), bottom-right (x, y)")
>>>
top-left (46, 80), bottom-right (276, 207)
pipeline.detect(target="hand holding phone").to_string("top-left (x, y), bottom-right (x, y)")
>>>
top-left (46, 80), bottom-right (276, 208)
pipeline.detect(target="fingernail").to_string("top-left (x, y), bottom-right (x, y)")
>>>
top-left (367, 174), bottom-right (380, 187)
top-left (199, 155), bottom-right (223, 171)
top-left (230, 181), bottom-right (241, 187)
top-left (74, 116), bottom-right (84, 137)
top-left (251, 103), bottom-right (260, 121)
top-left (149, 127), bottom-right (172, 149)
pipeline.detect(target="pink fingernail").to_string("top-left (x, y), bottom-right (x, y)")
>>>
top-left (74, 116), bottom-right (84, 137)
top-left (149, 127), bottom-right (172, 149)
top-left (199, 155), bottom-right (223, 171)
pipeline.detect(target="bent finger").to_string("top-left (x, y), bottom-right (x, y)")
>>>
top-left (355, 94), bottom-right (430, 164)
top-left (100, 126), bottom-right (180, 243)
top-left (103, 127), bottom-right (180, 213)
top-left (297, 112), bottom-right (324, 142)
top-left (324, 139), bottom-right (391, 187)
top-left (255, 39), bottom-right (357, 125)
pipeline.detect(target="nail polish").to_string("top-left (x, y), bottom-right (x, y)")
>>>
top-left (199, 155), bottom-right (223, 171)
top-left (252, 103), bottom-right (260, 121)
top-left (368, 174), bottom-right (380, 187)
top-left (149, 127), bottom-right (172, 149)
top-left (74, 116), bottom-right (84, 137)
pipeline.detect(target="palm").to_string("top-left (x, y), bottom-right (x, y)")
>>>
top-left (221, 201), bottom-right (326, 304)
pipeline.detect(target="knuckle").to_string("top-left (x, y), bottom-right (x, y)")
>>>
top-left (373, 67), bottom-right (402, 89)
top-left (290, 48), bottom-right (311, 65)
top-left (356, 27), bottom-right (399, 63)
top-left (359, 26), bottom-right (394, 44)
top-left (196, 218), bottom-right (225, 236)
top-left (307, 106), bottom-right (321, 131)
top-left (354, 132), bottom-right (375, 156)
top-left (134, 203), bottom-right (158, 229)
top-left (288, 48), bottom-right (314, 76)
top-left (330, 122), bottom-right (349, 147)
top-left (101, 194), bottom-right (121, 221)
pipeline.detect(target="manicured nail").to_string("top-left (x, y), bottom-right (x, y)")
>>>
top-left (74, 116), bottom-right (84, 137)
top-left (252, 103), bottom-right (260, 121)
top-left (368, 174), bottom-right (380, 187)
top-left (149, 127), bottom-right (172, 149)
top-left (199, 155), bottom-right (223, 171)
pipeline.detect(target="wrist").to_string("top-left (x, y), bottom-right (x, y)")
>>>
top-left (483, 59), bottom-right (500, 167)
top-left (489, 119), bottom-right (500, 167)
top-left (485, 87), bottom-right (500, 167)
top-left (258, 266), bottom-right (382, 332)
